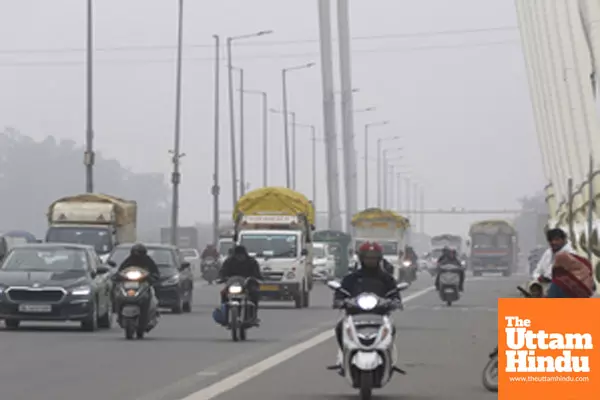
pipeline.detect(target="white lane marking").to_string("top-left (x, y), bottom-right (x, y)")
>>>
top-left (196, 371), bottom-right (219, 377)
top-left (179, 285), bottom-right (436, 400)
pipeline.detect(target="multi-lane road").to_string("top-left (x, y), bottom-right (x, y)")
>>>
top-left (0, 272), bottom-right (520, 400)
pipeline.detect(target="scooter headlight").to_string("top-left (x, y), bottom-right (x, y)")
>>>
top-left (125, 270), bottom-right (143, 281)
top-left (356, 294), bottom-right (378, 310)
top-left (228, 285), bottom-right (243, 294)
top-left (402, 261), bottom-right (411, 267)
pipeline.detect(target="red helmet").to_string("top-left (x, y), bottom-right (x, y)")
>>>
top-left (358, 242), bottom-right (383, 257)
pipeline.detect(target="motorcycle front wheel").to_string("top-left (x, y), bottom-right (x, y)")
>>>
top-left (482, 356), bottom-right (498, 392)
top-left (230, 307), bottom-right (239, 342)
top-left (359, 371), bottom-right (373, 400)
top-left (124, 319), bottom-right (135, 340)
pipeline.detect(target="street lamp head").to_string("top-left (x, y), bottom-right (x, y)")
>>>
top-left (257, 30), bottom-right (274, 36)
top-left (305, 62), bottom-right (316, 68)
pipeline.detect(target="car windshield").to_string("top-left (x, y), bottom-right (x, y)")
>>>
top-left (181, 249), bottom-right (198, 258)
top-left (313, 246), bottom-right (326, 258)
top-left (46, 226), bottom-right (112, 255)
top-left (218, 240), bottom-right (233, 256)
top-left (1, 248), bottom-right (89, 271)
top-left (109, 247), bottom-right (177, 270)
top-left (240, 234), bottom-right (298, 258)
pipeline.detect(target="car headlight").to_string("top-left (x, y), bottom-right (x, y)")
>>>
top-left (162, 274), bottom-right (180, 286)
top-left (402, 261), bottom-right (411, 267)
top-left (71, 286), bottom-right (92, 296)
top-left (228, 284), bottom-right (243, 294)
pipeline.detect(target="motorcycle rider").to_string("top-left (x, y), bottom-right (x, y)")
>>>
top-left (332, 241), bottom-right (403, 371)
top-left (201, 244), bottom-right (220, 260)
top-left (217, 245), bottom-right (263, 323)
top-left (435, 247), bottom-right (465, 292)
top-left (116, 243), bottom-right (160, 318)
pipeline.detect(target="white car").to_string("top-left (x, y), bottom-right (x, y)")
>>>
top-left (312, 242), bottom-right (335, 281)
top-left (181, 248), bottom-right (200, 276)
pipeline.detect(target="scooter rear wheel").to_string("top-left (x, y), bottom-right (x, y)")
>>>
top-left (482, 356), bottom-right (498, 392)
top-left (124, 320), bottom-right (135, 340)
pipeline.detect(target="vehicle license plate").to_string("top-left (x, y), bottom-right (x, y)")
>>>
top-left (124, 281), bottom-right (139, 289)
top-left (19, 304), bottom-right (51, 313)
top-left (260, 284), bottom-right (279, 291)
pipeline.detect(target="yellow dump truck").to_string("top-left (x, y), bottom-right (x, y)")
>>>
top-left (233, 187), bottom-right (315, 308)
top-left (468, 219), bottom-right (518, 276)
top-left (46, 193), bottom-right (137, 260)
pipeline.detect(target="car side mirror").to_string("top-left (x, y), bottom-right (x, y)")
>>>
top-left (180, 261), bottom-right (191, 270)
top-left (301, 249), bottom-right (308, 256)
top-left (107, 260), bottom-right (117, 268)
top-left (96, 265), bottom-right (110, 274)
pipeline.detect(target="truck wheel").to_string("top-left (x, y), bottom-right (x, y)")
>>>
top-left (294, 285), bottom-right (304, 309)
top-left (302, 281), bottom-right (310, 308)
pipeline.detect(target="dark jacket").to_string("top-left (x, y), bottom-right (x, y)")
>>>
top-left (219, 255), bottom-right (263, 281)
top-left (118, 254), bottom-right (161, 278)
top-left (437, 254), bottom-right (461, 267)
top-left (336, 267), bottom-right (400, 302)
top-left (382, 258), bottom-right (395, 275)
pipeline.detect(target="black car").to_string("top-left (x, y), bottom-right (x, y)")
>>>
top-left (0, 243), bottom-right (113, 331)
top-left (107, 243), bottom-right (193, 314)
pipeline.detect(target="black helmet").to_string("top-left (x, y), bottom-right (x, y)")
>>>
top-left (131, 243), bottom-right (147, 256)
top-left (233, 245), bottom-right (248, 256)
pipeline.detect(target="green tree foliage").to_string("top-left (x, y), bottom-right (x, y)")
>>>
top-left (0, 128), bottom-right (170, 237)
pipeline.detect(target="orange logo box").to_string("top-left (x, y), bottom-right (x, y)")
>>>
top-left (498, 298), bottom-right (600, 399)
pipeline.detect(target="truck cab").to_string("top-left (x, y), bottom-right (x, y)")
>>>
top-left (46, 204), bottom-right (117, 259)
top-left (236, 215), bottom-right (312, 308)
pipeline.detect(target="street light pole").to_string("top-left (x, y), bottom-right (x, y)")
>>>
top-left (363, 121), bottom-right (388, 208)
top-left (270, 108), bottom-right (296, 187)
top-left (211, 34), bottom-right (220, 244)
top-left (170, 0), bottom-right (185, 246)
top-left (294, 123), bottom-right (317, 204)
top-left (238, 68), bottom-right (245, 196)
top-left (226, 30), bottom-right (273, 206)
top-left (282, 62), bottom-right (315, 189)
top-left (292, 112), bottom-right (297, 188)
top-left (85, 0), bottom-right (95, 193)
top-left (376, 136), bottom-right (400, 207)
top-left (243, 90), bottom-right (268, 187)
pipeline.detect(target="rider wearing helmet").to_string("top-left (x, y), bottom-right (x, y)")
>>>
top-left (117, 243), bottom-right (160, 278)
top-left (331, 241), bottom-right (403, 371)
top-left (435, 247), bottom-right (464, 291)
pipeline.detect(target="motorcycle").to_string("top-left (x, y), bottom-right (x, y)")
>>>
top-left (113, 266), bottom-right (159, 340)
top-left (399, 260), bottom-right (417, 283)
top-left (482, 346), bottom-right (498, 392)
top-left (325, 280), bottom-right (411, 400)
top-left (221, 276), bottom-right (260, 342)
top-left (201, 257), bottom-right (220, 284)
top-left (437, 264), bottom-right (462, 306)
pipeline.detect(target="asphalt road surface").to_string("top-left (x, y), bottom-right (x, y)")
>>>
top-left (0, 272), bottom-right (519, 400)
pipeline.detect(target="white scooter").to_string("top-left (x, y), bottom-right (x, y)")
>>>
top-left (326, 280), bottom-right (411, 400)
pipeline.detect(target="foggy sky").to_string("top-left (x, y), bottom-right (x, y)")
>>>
top-left (0, 0), bottom-right (544, 236)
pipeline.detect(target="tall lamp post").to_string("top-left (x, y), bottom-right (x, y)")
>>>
top-left (242, 89), bottom-right (268, 187)
top-left (231, 66), bottom-right (246, 196)
top-left (376, 136), bottom-right (400, 207)
top-left (170, 0), bottom-right (185, 245)
top-left (85, 0), bottom-right (95, 193)
top-left (270, 108), bottom-right (296, 187)
top-left (211, 34), bottom-right (220, 244)
top-left (363, 120), bottom-right (389, 207)
top-left (282, 62), bottom-right (315, 188)
top-left (226, 30), bottom-right (273, 206)
top-left (294, 123), bottom-right (317, 205)
top-left (382, 148), bottom-right (402, 209)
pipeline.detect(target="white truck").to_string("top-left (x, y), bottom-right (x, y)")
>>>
top-left (46, 193), bottom-right (137, 261)
top-left (233, 187), bottom-right (315, 309)
top-left (351, 208), bottom-right (409, 281)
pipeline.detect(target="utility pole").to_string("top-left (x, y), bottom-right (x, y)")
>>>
top-left (211, 34), bottom-right (220, 244)
top-left (420, 186), bottom-right (425, 234)
top-left (337, 0), bottom-right (358, 230)
top-left (170, 0), bottom-right (184, 246)
top-left (238, 68), bottom-right (245, 196)
top-left (317, 0), bottom-right (342, 230)
top-left (85, 0), bottom-right (95, 193)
